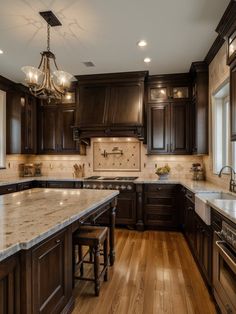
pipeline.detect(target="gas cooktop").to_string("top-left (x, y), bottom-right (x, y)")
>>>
top-left (84, 176), bottom-right (138, 181)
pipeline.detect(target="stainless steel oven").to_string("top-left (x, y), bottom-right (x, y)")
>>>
top-left (213, 222), bottom-right (236, 314)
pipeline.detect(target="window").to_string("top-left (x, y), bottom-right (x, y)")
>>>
top-left (212, 81), bottom-right (236, 174)
top-left (0, 90), bottom-right (6, 168)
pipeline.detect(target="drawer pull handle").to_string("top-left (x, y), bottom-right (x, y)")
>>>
top-left (55, 239), bottom-right (61, 244)
top-left (186, 193), bottom-right (192, 198)
top-left (7, 188), bottom-right (13, 191)
top-left (157, 187), bottom-right (162, 191)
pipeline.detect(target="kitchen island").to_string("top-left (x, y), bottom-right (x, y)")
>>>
top-left (0, 188), bottom-right (118, 314)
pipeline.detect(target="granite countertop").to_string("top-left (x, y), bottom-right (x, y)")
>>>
top-left (134, 177), bottom-right (223, 193)
top-left (207, 199), bottom-right (236, 224)
top-left (0, 188), bottom-right (119, 262)
top-left (0, 176), bottom-right (85, 186)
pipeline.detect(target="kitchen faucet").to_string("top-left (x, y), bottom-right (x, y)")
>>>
top-left (218, 165), bottom-right (236, 192)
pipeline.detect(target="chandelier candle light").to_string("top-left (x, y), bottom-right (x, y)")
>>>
top-left (22, 11), bottom-right (74, 101)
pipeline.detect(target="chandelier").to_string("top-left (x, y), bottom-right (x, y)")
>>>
top-left (21, 11), bottom-right (74, 101)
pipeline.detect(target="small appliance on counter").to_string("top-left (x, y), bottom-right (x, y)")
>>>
top-left (19, 163), bottom-right (42, 177)
top-left (190, 163), bottom-right (205, 181)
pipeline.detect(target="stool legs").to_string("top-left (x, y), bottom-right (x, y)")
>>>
top-left (94, 244), bottom-right (100, 296)
top-left (104, 238), bottom-right (108, 281)
top-left (78, 245), bottom-right (84, 276)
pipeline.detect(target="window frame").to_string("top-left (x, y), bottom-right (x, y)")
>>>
top-left (0, 90), bottom-right (6, 169)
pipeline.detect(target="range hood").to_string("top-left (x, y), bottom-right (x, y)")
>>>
top-left (73, 71), bottom-right (147, 143)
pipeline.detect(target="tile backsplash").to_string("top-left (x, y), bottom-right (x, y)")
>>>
top-left (1, 138), bottom-right (203, 180)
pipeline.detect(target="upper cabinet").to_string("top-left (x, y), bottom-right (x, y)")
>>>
top-left (75, 71), bottom-right (147, 139)
top-left (38, 88), bottom-right (86, 155)
top-left (190, 62), bottom-right (209, 154)
top-left (147, 74), bottom-right (192, 155)
top-left (7, 88), bottom-right (37, 154)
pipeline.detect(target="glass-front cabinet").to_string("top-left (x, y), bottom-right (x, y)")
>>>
top-left (148, 85), bottom-right (190, 102)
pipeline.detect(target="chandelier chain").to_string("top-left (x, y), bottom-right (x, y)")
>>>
top-left (47, 23), bottom-right (50, 51)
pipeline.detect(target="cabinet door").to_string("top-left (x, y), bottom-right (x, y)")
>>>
top-left (231, 65), bottom-right (236, 140)
top-left (107, 83), bottom-right (143, 125)
top-left (76, 85), bottom-right (108, 127)
top-left (201, 225), bottom-right (212, 283)
top-left (59, 105), bottom-right (79, 153)
top-left (147, 103), bottom-right (170, 154)
top-left (0, 255), bottom-right (20, 314)
top-left (32, 230), bottom-right (71, 314)
top-left (170, 101), bottom-right (190, 154)
top-left (116, 193), bottom-right (136, 225)
top-left (38, 105), bottom-right (58, 153)
top-left (184, 198), bottom-right (195, 249)
top-left (22, 95), bottom-right (37, 154)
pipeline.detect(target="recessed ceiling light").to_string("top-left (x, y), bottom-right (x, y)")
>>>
top-left (144, 57), bottom-right (151, 63)
top-left (137, 40), bottom-right (147, 47)
top-left (0, 49), bottom-right (4, 54)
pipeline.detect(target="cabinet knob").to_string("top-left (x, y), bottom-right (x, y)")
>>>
top-left (55, 239), bottom-right (61, 244)
top-left (157, 187), bottom-right (162, 191)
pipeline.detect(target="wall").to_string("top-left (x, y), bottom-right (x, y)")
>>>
top-left (203, 42), bottom-right (230, 188)
top-left (0, 138), bottom-right (203, 180)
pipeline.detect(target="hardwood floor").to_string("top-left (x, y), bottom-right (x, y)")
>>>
top-left (72, 229), bottom-right (216, 314)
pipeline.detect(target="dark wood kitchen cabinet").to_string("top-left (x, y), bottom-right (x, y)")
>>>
top-left (38, 103), bottom-right (85, 155)
top-left (144, 184), bottom-right (178, 229)
top-left (0, 254), bottom-right (20, 314)
top-left (75, 71), bottom-right (147, 139)
top-left (94, 192), bottom-right (136, 226)
top-left (147, 74), bottom-right (191, 155)
top-left (7, 90), bottom-right (37, 154)
top-left (31, 229), bottom-right (72, 314)
top-left (183, 189), bottom-right (212, 285)
top-left (147, 101), bottom-right (190, 154)
top-left (190, 62), bottom-right (208, 154)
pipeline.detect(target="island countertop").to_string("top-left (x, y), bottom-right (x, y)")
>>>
top-left (0, 188), bottom-right (119, 262)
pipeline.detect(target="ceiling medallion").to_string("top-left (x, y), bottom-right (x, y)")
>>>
top-left (21, 11), bottom-right (74, 101)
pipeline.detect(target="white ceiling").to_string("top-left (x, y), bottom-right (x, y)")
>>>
top-left (0, 0), bottom-right (230, 83)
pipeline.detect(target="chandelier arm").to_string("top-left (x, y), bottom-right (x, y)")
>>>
top-left (37, 54), bottom-right (44, 69)
top-left (51, 79), bottom-right (65, 95)
top-left (53, 57), bottom-right (59, 70)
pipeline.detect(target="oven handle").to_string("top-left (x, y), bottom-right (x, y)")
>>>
top-left (216, 240), bottom-right (236, 273)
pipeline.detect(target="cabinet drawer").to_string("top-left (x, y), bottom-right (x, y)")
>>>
top-left (17, 182), bottom-right (33, 191)
top-left (47, 181), bottom-right (75, 189)
top-left (144, 184), bottom-right (176, 196)
top-left (211, 209), bottom-right (222, 231)
top-left (0, 184), bottom-right (17, 195)
top-left (144, 206), bottom-right (177, 227)
top-left (36, 181), bottom-right (47, 188)
top-left (185, 189), bottom-right (195, 203)
top-left (144, 194), bottom-right (175, 206)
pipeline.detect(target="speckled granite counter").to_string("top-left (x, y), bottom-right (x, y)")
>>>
top-left (207, 199), bottom-right (236, 224)
top-left (0, 188), bottom-right (119, 262)
top-left (0, 176), bottom-right (84, 186)
top-left (134, 178), bottom-right (224, 193)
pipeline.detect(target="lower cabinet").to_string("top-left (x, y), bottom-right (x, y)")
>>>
top-left (0, 254), bottom-right (20, 314)
top-left (31, 229), bottom-right (72, 314)
top-left (96, 192), bottom-right (136, 226)
top-left (144, 184), bottom-right (178, 229)
top-left (183, 190), bottom-right (212, 285)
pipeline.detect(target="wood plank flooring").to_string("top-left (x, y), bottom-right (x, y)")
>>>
top-left (72, 229), bottom-right (216, 314)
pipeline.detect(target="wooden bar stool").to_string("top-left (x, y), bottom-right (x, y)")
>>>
top-left (73, 226), bottom-right (109, 296)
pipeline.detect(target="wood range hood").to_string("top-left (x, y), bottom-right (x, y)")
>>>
top-left (73, 71), bottom-right (148, 144)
